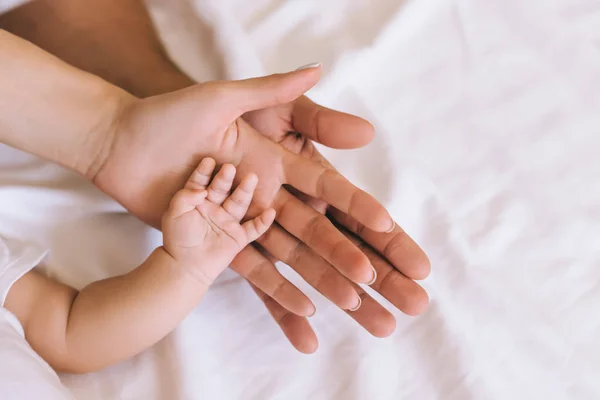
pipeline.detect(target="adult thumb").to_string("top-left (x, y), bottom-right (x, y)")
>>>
top-left (227, 63), bottom-right (322, 114)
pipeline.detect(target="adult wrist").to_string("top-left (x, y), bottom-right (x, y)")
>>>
top-left (79, 82), bottom-right (137, 180)
top-left (0, 29), bottom-right (138, 177)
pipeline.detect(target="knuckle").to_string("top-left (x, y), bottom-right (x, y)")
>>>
top-left (270, 279), bottom-right (288, 299)
top-left (349, 218), bottom-right (366, 237)
top-left (276, 310), bottom-right (294, 325)
top-left (377, 268), bottom-right (398, 292)
top-left (348, 191), bottom-right (361, 220)
top-left (229, 194), bottom-right (248, 207)
top-left (257, 225), bottom-right (275, 245)
top-left (310, 107), bottom-right (323, 144)
top-left (328, 239), bottom-right (348, 265)
top-left (383, 232), bottom-right (406, 260)
top-left (303, 213), bottom-right (327, 243)
top-left (288, 241), bottom-right (304, 266)
top-left (246, 259), bottom-right (271, 282)
top-left (315, 169), bottom-right (330, 198)
top-left (209, 186), bottom-right (229, 196)
top-left (311, 266), bottom-right (330, 291)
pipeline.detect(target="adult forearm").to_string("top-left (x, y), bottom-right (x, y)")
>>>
top-left (0, 29), bottom-right (132, 176)
top-left (0, 0), bottom-right (195, 98)
top-left (61, 248), bottom-right (207, 373)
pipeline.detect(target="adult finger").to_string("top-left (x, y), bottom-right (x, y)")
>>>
top-left (283, 152), bottom-right (394, 233)
top-left (300, 146), bottom-right (430, 280)
top-left (256, 227), bottom-right (400, 339)
top-left (249, 283), bottom-right (318, 354)
top-left (257, 223), bottom-right (361, 311)
top-left (340, 226), bottom-right (429, 316)
top-left (217, 66), bottom-right (321, 118)
top-left (291, 96), bottom-right (375, 149)
top-left (344, 284), bottom-right (397, 338)
top-left (230, 245), bottom-right (315, 317)
top-left (273, 189), bottom-right (376, 285)
top-left (329, 208), bottom-right (431, 281)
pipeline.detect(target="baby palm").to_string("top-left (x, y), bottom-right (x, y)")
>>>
top-left (163, 158), bottom-right (275, 284)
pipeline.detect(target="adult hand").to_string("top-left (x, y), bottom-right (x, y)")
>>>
top-left (92, 67), bottom-right (423, 334)
top-left (243, 92), bottom-right (430, 353)
top-left (2, 0), bottom-right (428, 354)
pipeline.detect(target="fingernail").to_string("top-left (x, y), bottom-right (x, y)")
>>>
top-left (349, 295), bottom-right (362, 312)
top-left (308, 308), bottom-right (316, 318)
top-left (295, 62), bottom-right (322, 71)
top-left (366, 266), bottom-right (377, 286)
top-left (385, 220), bottom-right (396, 234)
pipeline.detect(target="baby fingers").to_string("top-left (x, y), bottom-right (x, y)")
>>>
top-left (207, 164), bottom-right (236, 205)
top-left (243, 209), bottom-right (276, 243)
top-left (223, 173), bottom-right (258, 221)
top-left (186, 157), bottom-right (216, 190)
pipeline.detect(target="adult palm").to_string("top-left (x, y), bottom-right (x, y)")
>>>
top-left (93, 66), bottom-right (429, 354)
top-left (243, 88), bottom-right (430, 353)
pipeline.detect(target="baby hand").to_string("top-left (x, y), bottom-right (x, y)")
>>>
top-left (162, 158), bottom-right (275, 285)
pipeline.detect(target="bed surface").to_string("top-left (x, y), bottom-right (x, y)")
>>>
top-left (1, 0), bottom-right (599, 398)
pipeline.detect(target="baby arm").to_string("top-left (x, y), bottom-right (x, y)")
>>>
top-left (4, 158), bottom-right (275, 374)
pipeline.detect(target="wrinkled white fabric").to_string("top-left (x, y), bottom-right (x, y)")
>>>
top-left (0, 237), bottom-right (70, 400)
top-left (0, 236), bottom-right (47, 307)
top-left (0, 316), bottom-right (73, 400)
top-left (0, 0), bottom-right (599, 398)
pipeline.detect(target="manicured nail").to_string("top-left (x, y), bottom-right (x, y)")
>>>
top-left (385, 220), bottom-right (396, 234)
top-left (349, 295), bottom-right (362, 312)
top-left (295, 62), bottom-right (322, 71)
top-left (366, 266), bottom-right (378, 286)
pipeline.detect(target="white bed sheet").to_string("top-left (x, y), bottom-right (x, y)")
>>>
top-left (1, 0), bottom-right (599, 398)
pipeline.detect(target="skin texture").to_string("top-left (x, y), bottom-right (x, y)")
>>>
top-left (0, 0), bottom-right (431, 354)
top-left (5, 160), bottom-right (275, 373)
top-left (163, 159), bottom-right (277, 284)
top-left (95, 69), bottom-right (396, 307)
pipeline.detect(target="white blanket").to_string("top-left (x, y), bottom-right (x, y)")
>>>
top-left (1, 0), bottom-right (599, 398)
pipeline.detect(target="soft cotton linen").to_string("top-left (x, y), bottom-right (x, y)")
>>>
top-left (0, 0), bottom-right (599, 398)
top-left (0, 236), bottom-right (71, 399)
